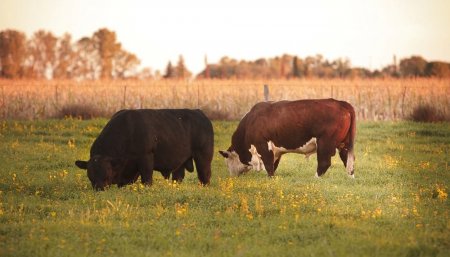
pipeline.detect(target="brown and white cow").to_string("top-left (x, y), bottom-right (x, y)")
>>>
top-left (219, 99), bottom-right (356, 178)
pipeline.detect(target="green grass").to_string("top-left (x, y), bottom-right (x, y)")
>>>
top-left (0, 119), bottom-right (449, 257)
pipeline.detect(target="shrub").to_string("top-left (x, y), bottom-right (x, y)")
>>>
top-left (55, 104), bottom-right (110, 120)
top-left (408, 104), bottom-right (449, 122)
top-left (201, 108), bottom-right (235, 121)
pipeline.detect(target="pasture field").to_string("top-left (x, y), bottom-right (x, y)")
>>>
top-left (0, 119), bottom-right (449, 257)
top-left (1, 78), bottom-right (449, 121)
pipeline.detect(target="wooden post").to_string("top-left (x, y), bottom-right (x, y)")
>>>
top-left (54, 85), bottom-right (59, 110)
top-left (264, 84), bottom-right (269, 102)
top-left (401, 86), bottom-right (407, 119)
top-left (122, 85), bottom-right (127, 109)
top-left (1, 86), bottom-right (4, 119)
top-left (197, 82), bottom-right (200, 108)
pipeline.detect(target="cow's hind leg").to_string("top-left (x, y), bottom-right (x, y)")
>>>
top-left (139, 154), bottom-right (154, 185)
top-left (193, 153), bottom-right (212, 185)
top-left (338, 148), bottom-right (348, 168)
top-left (339, 148), bottom-right (355, 178)
top-left (316, 139), bottom-right (336, 177)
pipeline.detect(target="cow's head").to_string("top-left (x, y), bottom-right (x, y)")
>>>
top-left (75, 155), bottom-right (120, 190)
top-left (219, 150), bottom-right (251, 176)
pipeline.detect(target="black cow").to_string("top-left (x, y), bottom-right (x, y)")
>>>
top-left (219, 99), bottom-right (356, 178)
top-left (75, 109), bottom-right (213, 190)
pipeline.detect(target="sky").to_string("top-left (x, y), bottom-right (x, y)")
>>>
top-left (1, 0), bottom-right (449, 75)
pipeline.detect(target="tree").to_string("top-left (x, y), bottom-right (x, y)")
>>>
top-left (27, 30), bottom-right (58, 78)
top-left (137, 67), bottom-right (153, 80)
top-left (163, 61), bottom-right (175, 79)
top-left (175, 55), bottom-right (191, 79)
top-left (382, 65), bottom-right (399, 78)
top-left (349, 67), bottom-right (372, 79)
top-left (280, 54), bottom-right (293, 78)
top-left (269, 56), bottom-right (282, 78)
top-left (303, 56), bottom-right (315, 78)
top-left (93, 28), bottom-right (120, 79)
top-left (113, 49), bottom-right (140, 79)
top-left (54, 33), bottom-right (76, 79)
top-left (292, 56), bottom-right (301, 78)
top-left (333, 58), bottom-right (351, 78)
top-left (425, 62), bottom-right (450, 78)
top-left (73, 37), bottom-right (99, 80)
top-left (218, 56), bottom-right (237, 79)
top-left (252, 58), bottom-right (270, 79)
top-left (399, 56), bottom-right (427, 77)
top-left (0, 30), bottom-right (27, 78)
top-left (203, 55), bottom-right (210, 79)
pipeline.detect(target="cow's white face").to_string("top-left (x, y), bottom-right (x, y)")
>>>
top-left (248, 145), bottom-right (265, 171)
top-left (220, 138), bottom-right (319, 177)
top-left (219, 150), bottom-right (251, 176)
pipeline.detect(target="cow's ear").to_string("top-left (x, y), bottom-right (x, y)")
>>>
top-left (219, 150), bottom-right (230, 158)
top-left (75, 160), bottom-right (88, 169)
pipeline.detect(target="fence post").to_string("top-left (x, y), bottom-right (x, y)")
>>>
top-left (264, 84), bottom-right (269, 101)
top-left (54, 85), bottom-right (59, 110)
top-left (401, 86), bottom-right (407, 119)
top-left (1, 86), bottom-right (4, 119)
top-left (122, 85), bottom-right (127, 109)
top-left (197, 82), bottom-right (200, 108)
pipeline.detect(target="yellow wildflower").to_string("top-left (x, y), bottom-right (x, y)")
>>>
top-left (437, 187), bottom-right (448, 200)
top-left (432, 184), bottom-right (447, 200)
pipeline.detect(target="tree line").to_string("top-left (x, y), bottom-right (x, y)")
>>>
top-left (197, 55), bottom-right (450, 79)
top-left (0, 28), bottom-right (141, 79)
top-left (1, 28), bottom-right (450, 80)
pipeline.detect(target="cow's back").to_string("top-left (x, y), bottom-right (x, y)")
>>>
top-left (249, 99), bottom-right (350, 136)
top-left (90, 110), bottom-right (139, 157)
top-left (137, 109), bottom-right (212, 146)
top-left (136, 109), bottom-right (213, 170)
top-left (91, 109), bottom-right (213, 158)
top-left (232, 99), bottom-right (352, 157)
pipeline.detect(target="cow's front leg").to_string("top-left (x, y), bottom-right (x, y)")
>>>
top-left (273, 157), bottom-right (282, 172)
top-left (139, 154), bottom-right (154, 185)
top-left (171, 166), bottom-right (185, 183)
top-left (256, 143), bottom-right (275, 177)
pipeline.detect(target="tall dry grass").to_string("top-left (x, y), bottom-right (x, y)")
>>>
top-left (0, 78), bottom-right (449, 120)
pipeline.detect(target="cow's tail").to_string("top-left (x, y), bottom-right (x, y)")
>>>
top-left (345, 102), bottom-right (356, 178)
